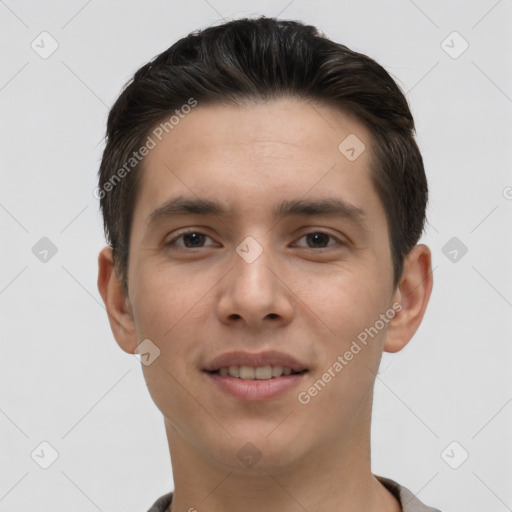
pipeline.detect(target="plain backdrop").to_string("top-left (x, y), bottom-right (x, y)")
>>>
top-left (1, 1), bottom-right (511, 511)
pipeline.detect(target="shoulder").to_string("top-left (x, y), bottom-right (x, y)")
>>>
top-left (146, 491), bottom-right (173, 512)
top-left (147, 480), bottom-right (443, 512)
top-left (375, 475), bottom-right (443, 512)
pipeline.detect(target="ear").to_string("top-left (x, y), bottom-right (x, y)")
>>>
top-left (384, 244), bottom-right (433, 353)
top-left (97, 246), bottom-right (138, 354)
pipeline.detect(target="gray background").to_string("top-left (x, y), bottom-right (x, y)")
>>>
top-left (1, 1), bottom-right (511, 511)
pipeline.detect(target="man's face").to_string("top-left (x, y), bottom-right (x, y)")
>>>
top-left (125, 98), bottom-right (399, 471)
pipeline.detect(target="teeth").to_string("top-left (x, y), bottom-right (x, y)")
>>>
top-left (215, 365), bottom-right (301, 380)
top-left (228, 366), bottom-right (239, 378)
top-left (255, 366), bottom-right (272, 379)
top-left (239, 366), bottom-right (255, 379)
top-left (271, 365), bottom-right (283, 377)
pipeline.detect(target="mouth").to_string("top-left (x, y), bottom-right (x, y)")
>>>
top-left (203, 350), bottom-right (309, 401)
top-left (204, 362), bottom-right (308, 401)
top-left (206, 365), bottom-right (307, 380)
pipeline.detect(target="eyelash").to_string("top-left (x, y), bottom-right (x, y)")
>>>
top-left (166, 229), bottom-right (345, 251)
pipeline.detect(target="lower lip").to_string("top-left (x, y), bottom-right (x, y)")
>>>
top-left (205, 371), bottom-right (307, 401)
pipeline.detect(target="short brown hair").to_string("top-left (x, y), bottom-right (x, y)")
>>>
top-left (98, 16), bottom-right (428, 294)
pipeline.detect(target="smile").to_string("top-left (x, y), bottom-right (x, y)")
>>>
top-left (210, 365), bottom-right (304, 380)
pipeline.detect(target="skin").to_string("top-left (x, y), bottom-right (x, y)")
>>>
top-left (98, 97), bottom-right (433, 512)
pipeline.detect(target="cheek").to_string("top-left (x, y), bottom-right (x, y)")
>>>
top-left (296, 262), bottom-right (390, 341)
top-left (298, 267), bottom-right (392, 406)
top-left (295, 273), bottom-right (391, 433)
top-left (130, 261), bottom-right (217, 388)
top-left (130, 265), bottom-right (210, 432)
top-left (131, 261), bottom-right (209, 341)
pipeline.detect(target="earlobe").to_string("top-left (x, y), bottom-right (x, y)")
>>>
top-left (384, 244), bottom-right (433, 353)
top-left (97, 246), bottom-right (138, 354)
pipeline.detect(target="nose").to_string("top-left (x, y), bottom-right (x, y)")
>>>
top-left (215, 238), bottom-right (295, 329)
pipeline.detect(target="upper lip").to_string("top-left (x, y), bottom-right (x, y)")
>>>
top-left (204, 350), bottom-right (308, 372)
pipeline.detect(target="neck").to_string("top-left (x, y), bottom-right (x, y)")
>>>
top-left (164, 393), bottom-right (401, 512)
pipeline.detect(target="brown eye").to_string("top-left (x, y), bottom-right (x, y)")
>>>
top-left (295, 231), bottom-right (341, 249)
top-left (181, 232), bottom-right (206, 247)
top-left (305, 232), bottom-right (331, 248)
top-left (167, 231), bottom-right (216, 248)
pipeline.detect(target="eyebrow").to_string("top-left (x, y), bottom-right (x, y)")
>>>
top-left (146, 195), bottom-right (367, 227)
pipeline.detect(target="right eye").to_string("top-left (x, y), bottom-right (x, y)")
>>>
top-left (166, 230), bottom-right (218, 249)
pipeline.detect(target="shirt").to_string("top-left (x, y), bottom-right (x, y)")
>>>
top-left (146, 475), bottom-right (442, 511)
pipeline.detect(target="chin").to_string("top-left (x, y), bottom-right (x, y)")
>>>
top-left (202, 425), bottom-right (312, 474)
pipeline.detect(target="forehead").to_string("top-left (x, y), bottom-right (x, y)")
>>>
top-left (133, 98), bottom-right (379, 224)
top-left (147, 98), bottom-right (370, 165)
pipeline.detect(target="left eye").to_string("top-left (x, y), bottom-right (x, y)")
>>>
top-left (294, 231), bottom-right (340, 249)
